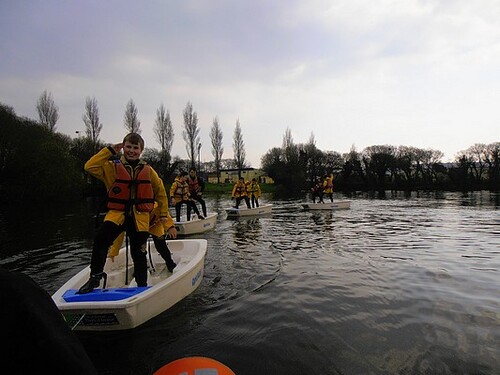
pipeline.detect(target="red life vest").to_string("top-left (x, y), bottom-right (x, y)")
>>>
top-left (188, 176), bottom-right (200, 193)
top-left (234, 182), bottom-right (248, 197)
top-left (107, 162), bottom-right (154, 212)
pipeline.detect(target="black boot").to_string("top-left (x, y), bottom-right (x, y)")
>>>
top-left (77, 272), bottom-right (107, 294)
top-left (167, 262), bottom-right (177, 273)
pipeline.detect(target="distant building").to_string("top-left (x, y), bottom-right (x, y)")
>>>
top-left (207, 168), bottom-right (274, 184)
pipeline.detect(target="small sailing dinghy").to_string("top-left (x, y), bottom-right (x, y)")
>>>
top-left (52, 239), bottom-right (207, 331)
top-left (301, 200), bottom-right (351, 210)
top-left (174, 212), bottom-right (218, 235)
top-left (225, 203), bottom-right (273, 218)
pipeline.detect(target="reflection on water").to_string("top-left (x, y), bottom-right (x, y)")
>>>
top-left (0, 191), bottom-right (499, 375)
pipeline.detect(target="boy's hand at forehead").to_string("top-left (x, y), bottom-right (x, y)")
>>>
top-left (112, 143), bottom-right (123, 153)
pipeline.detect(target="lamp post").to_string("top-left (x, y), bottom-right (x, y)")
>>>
top-left (197, 142), bottom-right (202, 172)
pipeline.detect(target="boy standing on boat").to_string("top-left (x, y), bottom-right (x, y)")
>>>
top-left (311, 177), bottom-right (324, 203)
top-left (322, 173), bottom-right (334, 202)
top-left (170, 171), bottom-right (203, 222)
top-left (187, 167), bottom-right (207, 218)
top-left (248, 178), bottom-right (261, 208)
top-left (78, 133), bottom-right (170, 294)
top-left (231, 177), bottom-right (251, 209)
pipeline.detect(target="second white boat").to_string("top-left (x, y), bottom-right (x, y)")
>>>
top-left (174, 212), bottom-right (218, 235)
top-left (302, 200), bottom-right (351, 210)
top-left (225, 203), bottom-right (273, 217)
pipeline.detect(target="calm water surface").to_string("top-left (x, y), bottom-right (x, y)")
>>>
top-left (0, 191), bottom-right (499, 375)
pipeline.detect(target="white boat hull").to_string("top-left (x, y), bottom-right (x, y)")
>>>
top-left (175, 212), bottom-right (217, 235)
top-left (51, 239), bottom-right (207, 331)
top-left (302, 200), bottom-right (351, 210)
top-left (225, 203), bottom-right (273, 217)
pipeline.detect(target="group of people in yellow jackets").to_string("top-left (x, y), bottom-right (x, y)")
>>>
top-left (169, 168), bottom-right (206, 222)
top-left (310, 173), bottom-right (334, 203)
top-left (231, 176), bottom-right (261, 209)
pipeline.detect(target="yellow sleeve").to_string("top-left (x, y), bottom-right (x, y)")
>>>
top-left (150, 168), bottom-right (169, 218)
top-left (84, 147), bottom-right (116, 189)
top-left (170, 181), bottom-right (177, 199)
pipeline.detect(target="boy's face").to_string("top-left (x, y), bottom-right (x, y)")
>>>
top-left (123, 141), bottom-right (142, 161)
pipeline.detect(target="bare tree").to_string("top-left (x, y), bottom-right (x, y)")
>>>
top-left (182, 102), bottom-right (200, 169)
top-left (36, 90), bottom-right (59, 132)
top-left (154, 104), bottom-right (174, 176)
top-left (233, 119), bottom-right (247, 175)
top-left (82, 96), bottom-right (102, 153)
top-left (282, 127), bottom-right (297, 163)
top-left (464, 143), bottom-right (487, 183)
top-left (210, 116), bottom-right (224, 183)
top-left (124, 99), bottom-right (141, 133)
top-left (154, 104), bottom-right (174, 156)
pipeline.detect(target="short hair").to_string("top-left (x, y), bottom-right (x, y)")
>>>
top-left (123, 133), bottom-right (144, 150)
top-left (180, 171), bottom-right (188, 177)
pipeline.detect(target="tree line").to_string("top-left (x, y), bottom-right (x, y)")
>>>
top-left (1, 91), bottom-right (498, 203)
top-left (261, 128), bottom-right (499, 194)
top-left (1, 91), bottom-right (253, 202)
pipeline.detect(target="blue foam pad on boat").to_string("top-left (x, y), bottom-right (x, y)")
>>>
top-left (62, 287), bottom-right (151, 302)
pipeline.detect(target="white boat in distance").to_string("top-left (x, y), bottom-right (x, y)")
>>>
top-left (52, 239), bottom-right (207, 331)
top-left (302, 200), bottom-right (352, 210)
top-left (225, 203), bottom-right (273, 217)
top-left (175, 212), bottom-right (218, 235)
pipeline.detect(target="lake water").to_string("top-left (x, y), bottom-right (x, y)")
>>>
top-left (0, 191), bottom-right (499, 375)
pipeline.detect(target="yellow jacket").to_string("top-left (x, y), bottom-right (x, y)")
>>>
top-left (322, 175), bottom-right (334, 194)
top-left (169, 176), bottom-right (190, 203)
top-left (248, 181), bottom-right (261, 198)
top-left (108, 202), bottom-right (175, 258)
top-left (84, 146), bottom-right (168, 232)
top-left (232, 180), bottom-right (248, 198)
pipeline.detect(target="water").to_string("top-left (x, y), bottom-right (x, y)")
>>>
top-left (0, 191), bottom-right (499, 375)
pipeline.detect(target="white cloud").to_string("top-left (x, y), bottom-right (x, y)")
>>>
top-left (1, 0), bottom-right (499, 167)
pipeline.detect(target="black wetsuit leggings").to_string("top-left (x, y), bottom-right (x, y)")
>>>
top-left (90, 218), bottom-right (149, 286)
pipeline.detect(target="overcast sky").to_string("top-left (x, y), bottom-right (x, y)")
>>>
top-left (1, 0), bottom-right (499, 167)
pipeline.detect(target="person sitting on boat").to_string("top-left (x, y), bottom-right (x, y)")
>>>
top-left (248, 178), bottom-right (261, 208)
top-left (78, 133), bottom-right (170, 294)
top-left (322, 173), bottom-right (334, 202)
top-left (108, 202), bottom-right (178, 272)
top-left (231, 177), bottom-right (251, 209)
top-left (187, 167), bottom-right (207, 218)
top-left (311, 177), bottom-right (324, 203)
top-left (170, 171), bottom-right (203, 222)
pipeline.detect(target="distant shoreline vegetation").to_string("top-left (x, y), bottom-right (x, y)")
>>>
top-left (1, 102), bottom-right (498, 203)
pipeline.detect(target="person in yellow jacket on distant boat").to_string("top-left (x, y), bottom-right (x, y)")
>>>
top-left (322, 173), bottom-right (334, 202)
top-left (78, 133), bottom-right (170, 294)
top-left (170, 171), bottom-right (203, 222)
top-left (231, 177), bottom-right (251, 209)
top-left (108, 202), bottom-right (178, 272)
top-left (248, 178), bottom-right (261, 208)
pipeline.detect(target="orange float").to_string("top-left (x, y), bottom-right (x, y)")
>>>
top-left (154, 356), bottom-right (235, 375)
